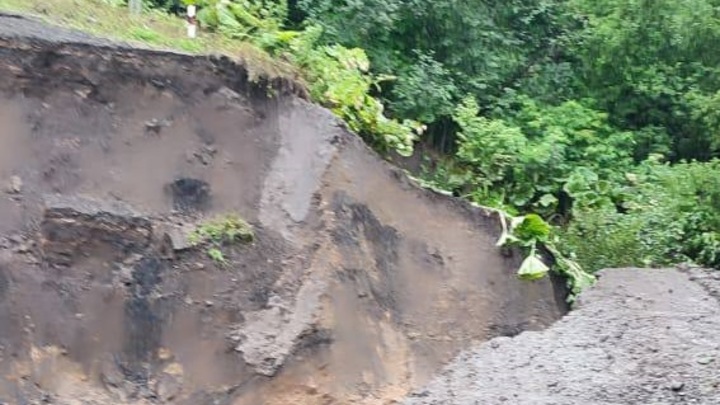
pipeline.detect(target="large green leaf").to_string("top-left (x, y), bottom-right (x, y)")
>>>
top-left (518, 253), bottom-right (550, 281)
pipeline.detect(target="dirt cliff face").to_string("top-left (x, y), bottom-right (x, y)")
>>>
top-left (0, 15), bottom-right (567, 405)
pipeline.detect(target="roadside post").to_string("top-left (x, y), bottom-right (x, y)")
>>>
top-left (129, 0), bottom-right (142, 14)
top-left (187, 5), bottom-right (197, 38)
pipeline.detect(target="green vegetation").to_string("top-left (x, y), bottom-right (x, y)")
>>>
top-left (0, 0), bottom-right (297, 80)
top-left (5, 0), bottom-right (720, 296)
top-left (184, 0), bottom-right (423, 155)
top-left (562, 158), bottom-right (720, 271)
top-left (298, 0), bottom-right (720, 294)
top-left (495, 211), bottom-right (595, 300)
top-left (188, 214), bottom-right (254, 265)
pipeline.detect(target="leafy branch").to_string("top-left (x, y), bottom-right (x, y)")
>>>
top-left (495, 210), bottom-right (596, 302)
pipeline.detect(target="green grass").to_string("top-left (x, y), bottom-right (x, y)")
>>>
top-left (0, 0), bottom-right (299, 82)
top-left (188, 214), bottom-right (255, 266)
top-left (129, 26), bottom-right (163, 42)
top-left (188, 214), bottom-right (255, 246)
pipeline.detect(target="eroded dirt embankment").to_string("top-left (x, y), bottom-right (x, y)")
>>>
top-left (0, 15), bottom-right (567, 405)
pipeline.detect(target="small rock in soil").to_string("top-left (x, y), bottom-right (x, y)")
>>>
top-left (145, 118), bottom-right (171, 134)
top-left (13, 243), bottom-right (31, 254)
top-left (6, 176), bottom-right (22, 194)
top-left (155, 373), bottom-right (182, 402)
top-left (670, 381), bottom-right (685, 391)
top-left (162, 227), bottom-right (193, 252)
top-left (216, 86), bottom-right (242, 102)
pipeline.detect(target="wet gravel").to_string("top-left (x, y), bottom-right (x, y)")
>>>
top-left (404, 268), bottom-right (720, 405)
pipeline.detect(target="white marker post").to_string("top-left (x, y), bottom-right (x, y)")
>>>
top-left (129, 0), bottom-right (142, 14)
top-left (187, 5), bottom-right (197, 39)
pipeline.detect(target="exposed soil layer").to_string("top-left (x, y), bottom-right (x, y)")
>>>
top-left (0, 14), bottom-right (567, 405)
top-left (404, 267), bottom-right (720, 405)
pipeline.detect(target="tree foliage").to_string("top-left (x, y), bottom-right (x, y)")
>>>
top-left (139, 0), bottom-right (720, 291)
top-left (570, 0), bottom-right (720, 160)
top-left (564, 158), bottom-right (720, 270)
top-left (451, 96), bottom-right (634, 217)
top-left (284, 26), bottom-right (424, 155)
top-left (298, 0), bottom-right (582, 144)
top-left (172, 0), bottom-right (423, 155)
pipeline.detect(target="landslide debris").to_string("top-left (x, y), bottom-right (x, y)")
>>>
top-left (404, 267), bottom-right (720, 405)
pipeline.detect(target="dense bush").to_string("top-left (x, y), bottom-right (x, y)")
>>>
top-left (299, 0), bottom-right (720, 162)
top-left (185, 0), bottom-right (422, 155)
top-left (130, 0), bottom-right (183, 12)
top-left (564, 159), bottom-right (720, 271)
top-left (450, 96), bottom-right (634, 217)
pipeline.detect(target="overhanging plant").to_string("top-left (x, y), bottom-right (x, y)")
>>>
top-left (496, 210), bottom-right (596, 302)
